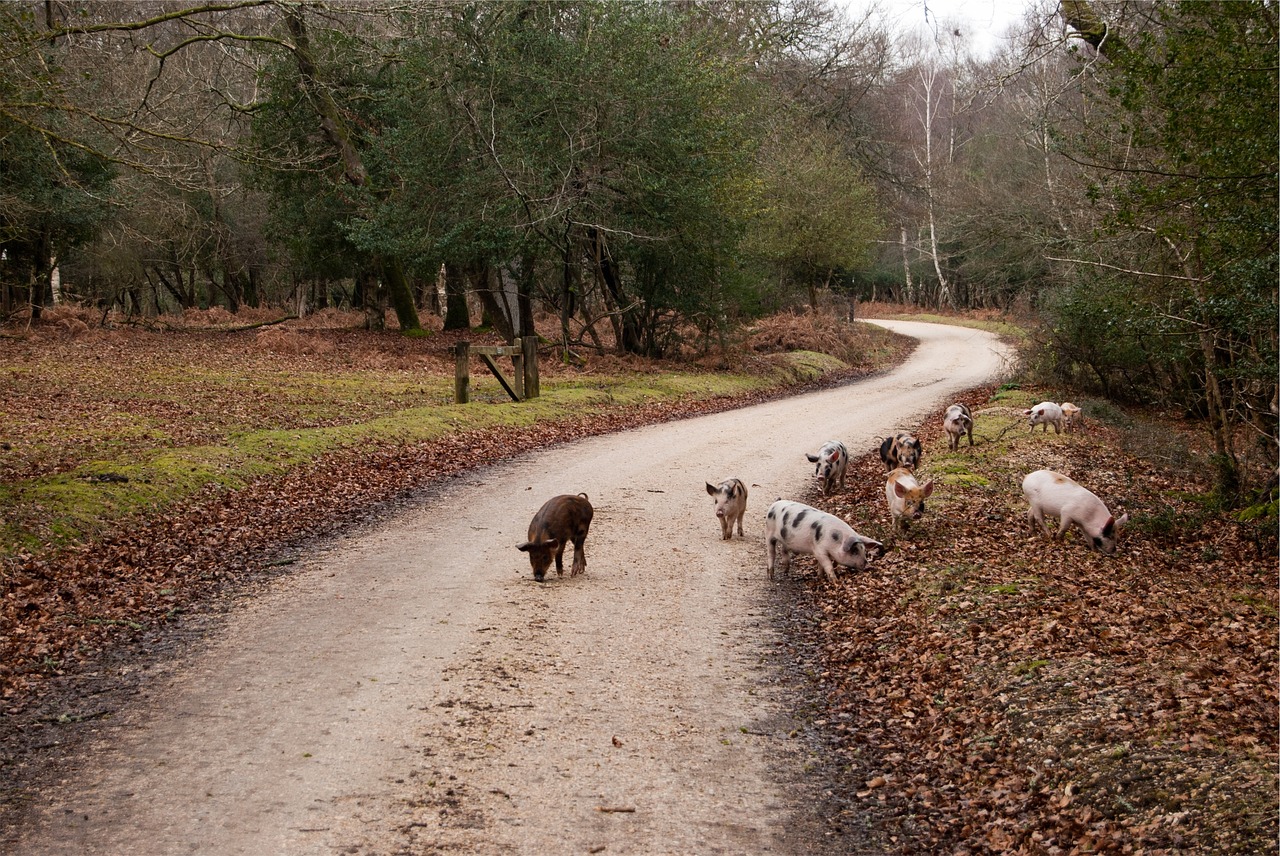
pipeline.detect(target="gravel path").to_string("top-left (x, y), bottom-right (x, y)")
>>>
top-left (7, 320), bottom-right (1011, 855)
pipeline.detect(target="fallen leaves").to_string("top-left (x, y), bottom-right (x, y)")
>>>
top-left (783, 386), bottom-right (1278, 854)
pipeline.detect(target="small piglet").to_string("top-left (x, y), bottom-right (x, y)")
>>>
top-left (1022, 470), bottom-right (1128, 554)
top-left (517, 493), bottom-right (594, 581)
top-left (1024, 402), bottom-right (1065, 434)
top-left (805, 440), bottom-right (848, 496)
top-left (1060, 402), bottom-right (1082, 433)
top-left (879, 433), bottom-right (923, 471)
top-left (885, 467), bottom-right (935, 532)
top-left (765, 499), bottom-right (882, 584)
top-left (706, 478), bottom-right (748, 540)
top-left (942, 403), bottom-right (974, 451)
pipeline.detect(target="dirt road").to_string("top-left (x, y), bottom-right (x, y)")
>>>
top-left (7, 320), bottom-right (1011, 855)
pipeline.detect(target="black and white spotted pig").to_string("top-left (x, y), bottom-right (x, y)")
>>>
top-left (516, 493), bottom-right (593, 581)
top-left (805, 440), bottom-right (849, 496)
top-left (765, 499), bottom-right (882, 584)
top-left (879, 432), bottom-right (923, 471)
top-left (706, 478), bottom-right (748, 540)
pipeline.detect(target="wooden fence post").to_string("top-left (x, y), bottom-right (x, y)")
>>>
top-left (522, 335), bottom-right (540, 399)
top-left (454, 341), bottom-right (470, 404)
top-left (512, 337), bottom-right (525, 401)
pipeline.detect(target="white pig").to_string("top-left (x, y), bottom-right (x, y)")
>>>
top-left (765, 499), bottom-right (882, 584)
top-left (1024, 401), bottom-right (1065, 434)
top-left (705, 478), bottom-right (748, 540)
top-left (805, 440), bottom-right (848, 496)
top-left (942, 403), bottom-right (974, 451)
top-left (885, 467), bottom-right (935, 532)
top-left (1022, 469), bottom-right (1129, 554)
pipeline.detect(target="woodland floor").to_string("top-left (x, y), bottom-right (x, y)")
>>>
top-left (1, 310), bottom-right (1276, 854)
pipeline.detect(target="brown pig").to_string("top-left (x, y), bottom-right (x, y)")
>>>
top-left (885, 467), bottom-right (935, 532)
top-left (517, 493), bottom-right (594, 581)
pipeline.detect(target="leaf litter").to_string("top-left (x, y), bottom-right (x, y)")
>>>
top-left (0, 323), bottom-right (1274, 854)
top-left (773, 386), bottom-right (1277, 854)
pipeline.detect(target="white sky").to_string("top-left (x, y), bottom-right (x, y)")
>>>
top-left (854, 0), bottom-right (1032, 57)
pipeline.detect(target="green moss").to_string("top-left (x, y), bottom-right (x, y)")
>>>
top-left (1012, 659), bottom-right (1051, 675)
top-left (764, 350), bottom-right (849, 383)
top-left (0, 359), bottom-right (845, 555)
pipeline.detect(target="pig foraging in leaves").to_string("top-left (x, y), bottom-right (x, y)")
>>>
top-left (1060, 402), bottom-right (1082, 433)
top-left (885, 467), bottom-right (935, 532)
top-left (942, 403), bottom-right (974, 451)
top-left (879, 433), bottom-right (923, 471)
top-left (805, 441), bottom-right (848, 496)
top-left (706, 478), bottom-right (748, 540)
top-left (1024, 402), bottom-right (1065, 434)
top-left (1022, 470), bottom-right (1128, 554)
top-left (516, 493), bottom-right (594, 581)
top-left (765, 499), bottom-right (882, 584)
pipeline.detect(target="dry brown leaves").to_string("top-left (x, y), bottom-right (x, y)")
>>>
top-left (792, 388), bottom-right (1278, 855)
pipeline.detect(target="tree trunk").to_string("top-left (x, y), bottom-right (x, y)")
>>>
top-left (380, 257), bottom-right (421, 334)
top-left (473, 264), bottom-right (515, 341)
top-left (357, 269), bottom-right (384, 330)
top-left (899, 225), bottom-right (914, 303)
top-left (443, 262), bottom-right (470, 331)
top-left (1059, 0), bottom-right (1128, 57)
top-left (589, 228), bottom-right (641, 354)
top-left (515, 253), bottom-right (537, 342)
top-left (284, 8), bottom-right (421, 334)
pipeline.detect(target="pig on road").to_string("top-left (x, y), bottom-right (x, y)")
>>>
top-left (706, 478), bottom-right (748, 540)
top-left (517, 493), bottom-right (594, 581)
top-left (806, 441), bottom-right (849, 496)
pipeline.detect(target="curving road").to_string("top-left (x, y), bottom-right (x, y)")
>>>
top-left (7, 320), bottom-right (1011, 855)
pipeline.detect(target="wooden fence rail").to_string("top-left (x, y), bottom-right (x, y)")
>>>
top-left (454, 338), bottom-right (540, 404)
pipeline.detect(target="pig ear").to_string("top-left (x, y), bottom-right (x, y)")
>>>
top-left (706, 482), bottom-right (717, 496)
top-left (806, 453), bottom-right (820, 463)
top-left (861, 537), bottom-right (885, 556)
top-left (922, 480), bottom-right (935, 497)
top-left (1023, 409), bottom-right (1032, 416)
top-left (516, 541), bottom-right (532, 552)
top-left (893, 480), bottom-right (908, 497)
top-left (1102, 517), bottom-right (1116, 537)
top-left (1114, 513), bottom-right (1130, 531)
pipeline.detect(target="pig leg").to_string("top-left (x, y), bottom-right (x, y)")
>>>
top-left (570, 537), bottom-right (587, 575)
top-left (1053, 515), bottom-right (1073, 542)
top-left (766, 538), bottom-right (779, 579)
top-left (554, 542), bottom-right (567, 576)
top-left (734, 508), bottom-right (745, 538)
top-left (816, 554), bottom-right (839, 585)
top-left (720, 515), bottom-right (732, 540)
top-left (1027, 506), bottom-right (1049, 537)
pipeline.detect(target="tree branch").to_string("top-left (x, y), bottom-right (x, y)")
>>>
top-left (1043, 256), bottom-right (1206, 282)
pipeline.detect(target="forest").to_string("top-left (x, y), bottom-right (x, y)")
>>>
top-left (1, 0), bottom-right (1276, 499)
